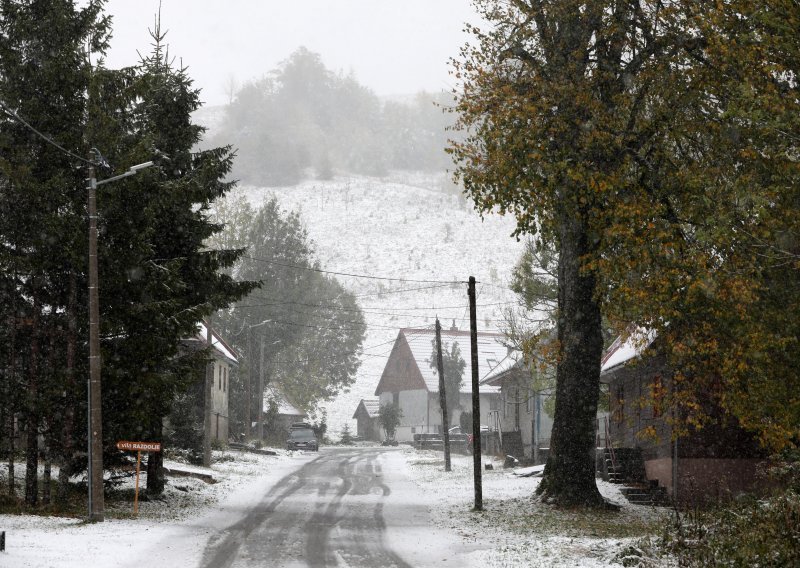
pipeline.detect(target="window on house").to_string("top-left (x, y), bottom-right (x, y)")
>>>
top-left (527, 391), bottom-right (532, 414)
top-left (393, 392), bottom-right (399, 406)
top-left (223, 367), bottom-right (227, 393)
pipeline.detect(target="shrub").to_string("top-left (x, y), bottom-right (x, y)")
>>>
top-left (661, 492), bottom-right (800, 566)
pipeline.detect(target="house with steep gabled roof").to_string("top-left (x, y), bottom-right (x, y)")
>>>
top-left (374, 326), bottom-right (505, 442)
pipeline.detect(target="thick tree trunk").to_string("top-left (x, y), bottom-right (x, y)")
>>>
top-left (146, 418), bottom-right (165, 496)
top-left (25, 307), bottom-right (41, 506)
top-left (536, 214), bottom-right (607, 507)
top-left (6, 417), bottom-right (14, 496)
top-left (42, 446), bottom-right (51, 505)
top-left (58, 270), bottom-right (78, 504)
top-left (7, 292), bottom-right (17, 497)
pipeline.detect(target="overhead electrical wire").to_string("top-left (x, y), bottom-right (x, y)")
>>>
top-left (239, 254), bottom-right (468, 285)
top-left (235, 297), bottom-right (516, 313)
top-left (0, 99), bottom-right (94, 166)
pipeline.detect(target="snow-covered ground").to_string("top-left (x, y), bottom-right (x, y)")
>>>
top-left (236, 172), bottom-right (525, 437)
top-left (0, 450), bottom-right (314, 567)
top-left (0, 448), bottom-right (668, 567)
top-left (402, 448), bottom-right (669, 567)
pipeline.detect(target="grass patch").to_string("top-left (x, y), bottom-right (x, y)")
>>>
top-left (457, 496), bottom-right (663, 540)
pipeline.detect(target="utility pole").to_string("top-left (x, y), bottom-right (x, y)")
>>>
top-left (85, 153), bottom-right (154, 521)
top-left (203, 318), bottom-right (213, 467)
top-left (87, 159), bottom-right (104, 522)
top-left (468, 276), bottom-right (482, 510)
top-left (245, 328), bottom-right (252, 440)
top-left (258, 335), bottom-right (265, 440)
top-left (435, 318), bottom-right (451, 472)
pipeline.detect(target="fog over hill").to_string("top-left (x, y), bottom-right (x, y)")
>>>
top-left (233, 173), bottom-right (524, 438)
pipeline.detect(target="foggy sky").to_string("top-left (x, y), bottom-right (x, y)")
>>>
top-left (102, 0), bottom-right (479, 107)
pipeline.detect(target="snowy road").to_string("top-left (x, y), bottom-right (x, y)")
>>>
top-left (199, 447), bottom-right (460, 568)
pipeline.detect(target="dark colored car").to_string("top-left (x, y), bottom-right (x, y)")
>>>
top-left (287, 428), bottom-right (319, 451)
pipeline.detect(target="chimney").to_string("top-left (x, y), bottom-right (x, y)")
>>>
top-left (450, 320), bottom-right (458, 332)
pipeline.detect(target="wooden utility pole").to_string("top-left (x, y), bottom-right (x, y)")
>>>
top-left (245, 328), bottom-right (252, 440)
top-left (257, 335), bottom-right (265, 440)
top-left (435, 318), bottom-right (451, 472)
top-left (468, 276), bottom-right (482, 510)
top-left (87, 160), bottom-right (104, 521)
top-left (202, 318), bottom-right (213, 467)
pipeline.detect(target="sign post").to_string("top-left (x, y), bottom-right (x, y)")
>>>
top-left (116, 441), bottom-right (161, 515)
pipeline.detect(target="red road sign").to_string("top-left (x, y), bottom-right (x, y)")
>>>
top-left (116, 441), bottom-right (161, 452)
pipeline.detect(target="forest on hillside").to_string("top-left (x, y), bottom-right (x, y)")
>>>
top-left (209, 47), bottom-right (460, 186)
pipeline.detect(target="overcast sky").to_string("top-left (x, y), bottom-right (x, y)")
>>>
top-left (102, 0), bottom-right (480, 107)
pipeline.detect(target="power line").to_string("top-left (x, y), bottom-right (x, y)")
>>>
top-left (234, 300), bottom-right (510, 325)
top-left (0, 99), bottom-right (93, 166)
top-left (235, 296), bottom-right (518, 313)
top-left (240, 254), bottom-right (466, 285)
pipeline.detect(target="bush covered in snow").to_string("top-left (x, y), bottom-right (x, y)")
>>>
top-left (660, 456), bottom-right (800, 567)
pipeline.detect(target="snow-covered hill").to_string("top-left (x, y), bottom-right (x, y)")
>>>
top-left (236, 172), bottom-right (524, 438)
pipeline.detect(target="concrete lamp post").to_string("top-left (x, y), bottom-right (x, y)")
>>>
top-left (87, 151), bottom-right (154, 522)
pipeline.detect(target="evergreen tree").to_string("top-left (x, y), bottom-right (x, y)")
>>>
top-left (0, 0), bottom-right (111, 505)
top-left (92, 20), bottom-right (256, 494)
top-left (0, 4), bottom-right (255, 504)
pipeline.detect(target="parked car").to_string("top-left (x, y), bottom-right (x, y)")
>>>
top-left (287, 428), bottom-right (319, 451)
top-left (448, 425), bottom-right (489, 446)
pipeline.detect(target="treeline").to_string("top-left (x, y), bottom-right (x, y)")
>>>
top-left (0, 2), bottom-right (255, 505)
top-left (211, 47), bottom-right (458, 186)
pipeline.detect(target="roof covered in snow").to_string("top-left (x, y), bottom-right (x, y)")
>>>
top-left (479, 350), bottom-right (524, 386)
top-left (264, 386), bottom-right (306, 417)
top-left (353, 398), bottom-right (381, 419)
top-left (375, 327), bottom-right (506, 395)
top-left (195, 322), bottom-right (238, 365)
top-left (600, 328), bottom-right (657, 376)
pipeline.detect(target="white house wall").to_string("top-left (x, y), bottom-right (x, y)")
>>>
top-left (210, 360), bottom-right (230, 442)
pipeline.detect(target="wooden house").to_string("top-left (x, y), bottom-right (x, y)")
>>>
top-left (373, 326), bottom-right (505, 442)
top-left (601, 330), bottom-right (766, 503)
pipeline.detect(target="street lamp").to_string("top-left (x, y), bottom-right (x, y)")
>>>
top-left (87, 151), bottom-right (154, 522)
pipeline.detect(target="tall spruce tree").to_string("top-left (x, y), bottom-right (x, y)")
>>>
top-left (90, 20), bottom-right (256, 494)
top-left (0, 0), bottom-right (111, 505)
top-left (0, 3), bottom-right (255, 504)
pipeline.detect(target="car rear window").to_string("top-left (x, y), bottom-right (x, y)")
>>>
top-left (290, 429), bottom-right (315, 441)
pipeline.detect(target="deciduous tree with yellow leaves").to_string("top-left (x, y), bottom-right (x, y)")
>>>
top-left (450, 0), bottom-right (799, 506)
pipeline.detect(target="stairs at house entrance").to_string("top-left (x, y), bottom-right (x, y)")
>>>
top-left (602, 447), bottom-right (670, 506)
